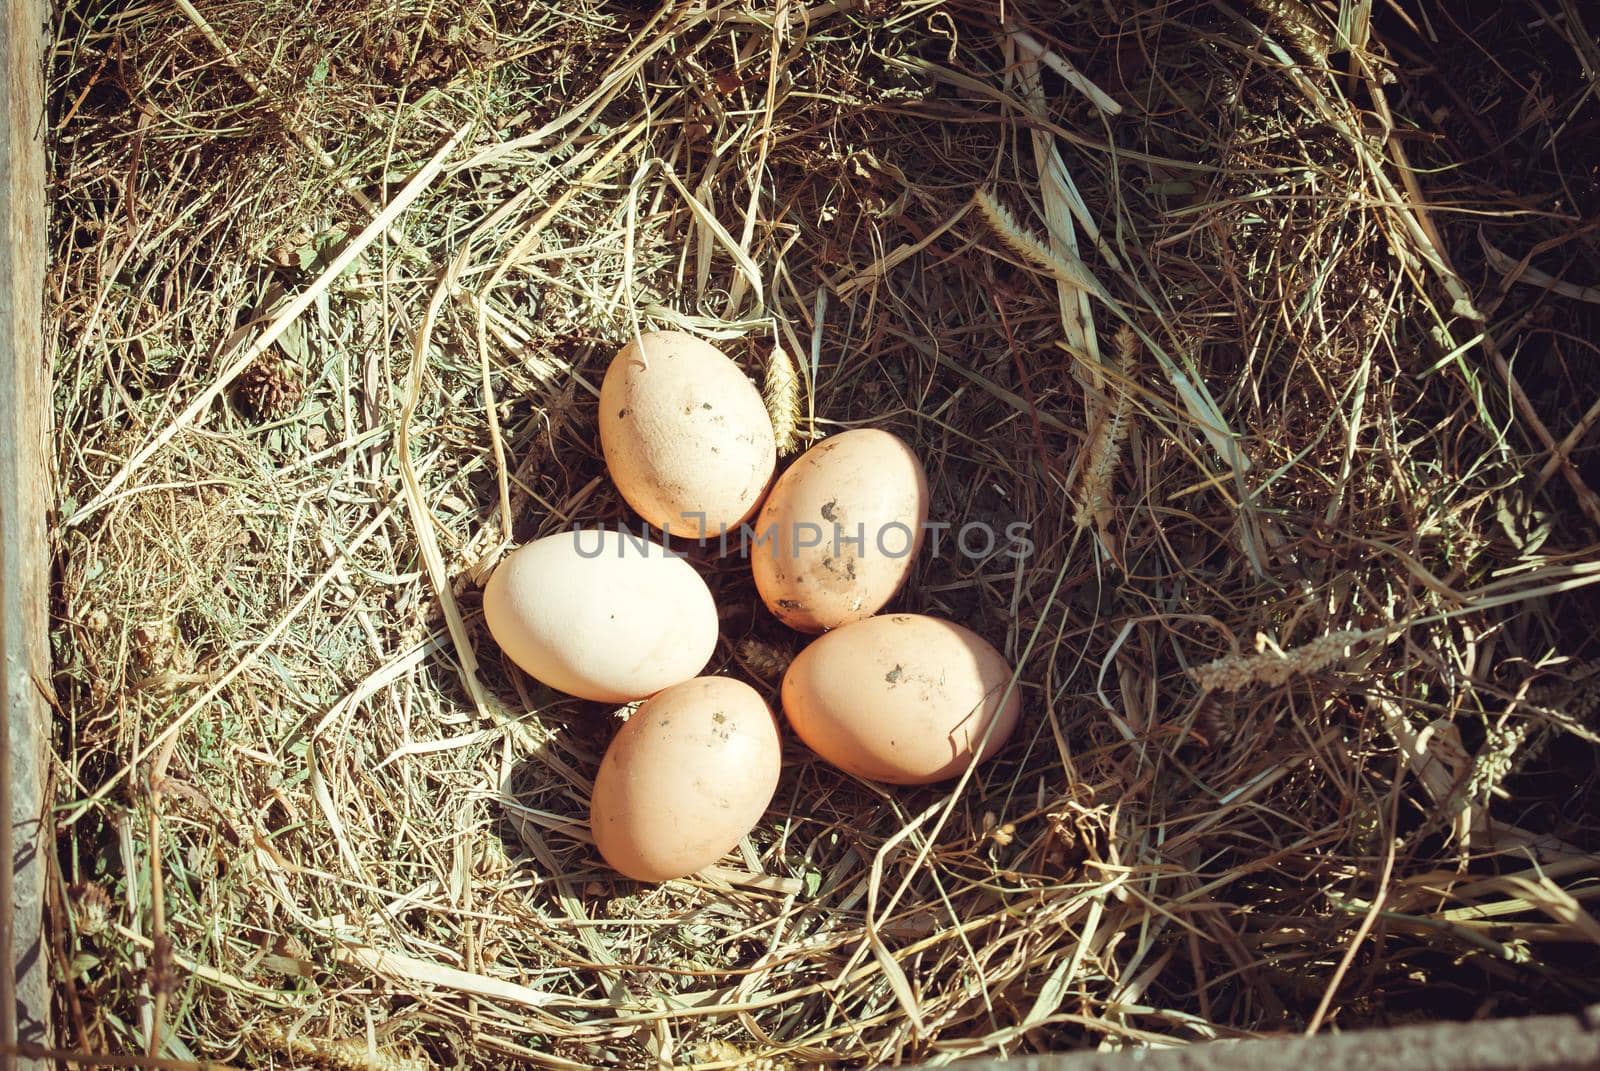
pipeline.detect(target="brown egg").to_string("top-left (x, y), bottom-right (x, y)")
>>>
top-left (781, 614), bottom-right (1020, 784)
top-left (482, 529), bottom-right (717, 703)
top-left (599, 331), bottom-right (776, 540)
top-left (751, 429), bottom-right (928, 633)
top-left (589, 677), bottom-right (782, 881)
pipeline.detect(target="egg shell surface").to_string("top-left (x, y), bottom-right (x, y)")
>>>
top-left (482, 529), bottom-right (717, 703)
top-left (781, 614), bottom-right (1020, 784)
top-left (599, 330), bottom-right (776, 539)
top-left (751, 429), bottom-right (928, 633)
top-left (590, 676), bottom-right (782, 881)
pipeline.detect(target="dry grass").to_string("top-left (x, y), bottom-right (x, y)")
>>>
top-left (44, 0), bottom-right (1600, 1067)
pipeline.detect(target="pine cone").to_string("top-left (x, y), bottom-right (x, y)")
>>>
top-left (235, 350), bottom-right (304, 421)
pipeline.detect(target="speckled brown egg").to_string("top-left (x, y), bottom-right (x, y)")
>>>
top-left (751, 429), bottom-right (928, 633)
top-left (781, 614), bottom-right (1020, 784)
top-left (482, 529), bottom-right (717, 703)
top-left (600, 331), bottom-right (776, 540)
top-left (589, 676), bottom-right (782, 881)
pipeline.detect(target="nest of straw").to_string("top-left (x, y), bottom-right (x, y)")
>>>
top-left (46, 0), bottom-right (1600, 1067)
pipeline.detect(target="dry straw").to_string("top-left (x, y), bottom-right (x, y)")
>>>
top-left (42, 0), bottom-right (1600, 1065)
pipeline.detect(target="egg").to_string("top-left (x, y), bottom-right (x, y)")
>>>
top-left (482, 529), bottom-right (717, 703)
top-left (599, 330), bottom-right (776, 540)
top-left (589, 676), bottom-right (782, 881)
top-left (781, 614), bottom-right (1020, 784)
top-left (751, 429), bottom-right (928, 633)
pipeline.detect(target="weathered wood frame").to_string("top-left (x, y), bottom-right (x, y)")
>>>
top-left (953, 1007), bottom-right (1600, 1071)
top-left (2, 0), bottom-right (1594, 1066)
top-left (2, 0), bottom-right (54, 1062)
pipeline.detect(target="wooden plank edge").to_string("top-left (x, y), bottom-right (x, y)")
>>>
top-left (2, 0), bottom-right (55, 1064)
top-left (942, 1005), bottom-right (1600, 1071)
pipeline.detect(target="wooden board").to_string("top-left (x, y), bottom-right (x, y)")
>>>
top-left (949, 1005), bottom-right (1600, 1071)
top-left (2, 0), bottom-right (54, 1060)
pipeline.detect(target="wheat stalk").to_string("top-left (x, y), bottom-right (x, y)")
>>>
top-left (764, 344), bottom-right (802, 455)
top-left (1539, 659), bottom-right (1600, 723)
top-left (1247, 0), bottom-right (1332, 66)
top-left (1191, 629), bottom-right (1366, 692)
top-left (1464, 722), bottom-right (1532, 809)
top-left (1460, 659), bottom-right (1600, 808)
top-left (738, 637), bottom-right (794, 681)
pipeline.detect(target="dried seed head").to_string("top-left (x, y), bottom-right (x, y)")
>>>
top-left (132, 621), bottom-right (176, 669)
top-left (1532, 659), bottom-right (1600, 724)
top-left (70, 881), bottom-right (113, 937)
top-left (1466, 722), bottom-right (1530, 807)
top-left (737, 637), bottom-right (794, 681)
top-left (763, 346), bottom-right (802, 456)
top-left (1074, 326), bottom-right (1138, 530)
top-left (131, 619), bottom-right (195, 676)
top-left (1190, 629), bottom-right (1366, 693)
top-left (974, 189), bottom-right (1098, 292)
top-left (1247, 0), bottom-right (1333, 66)
top-left (683, 1040), bottom-right (785, 1071)
top-left (235, 349), bottom-right (305, 421)
top-left (256, 1022), bottom-right (430, 1071)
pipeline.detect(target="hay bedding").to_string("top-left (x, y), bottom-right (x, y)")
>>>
top-left (45, 0), bottom-right (1600, 1067)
